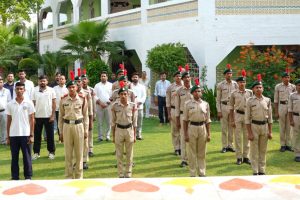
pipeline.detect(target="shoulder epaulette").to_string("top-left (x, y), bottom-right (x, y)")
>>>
top-left (61, 94), bottom-right (68, 99)
top-left (78, 93), bottom-right (85, 98)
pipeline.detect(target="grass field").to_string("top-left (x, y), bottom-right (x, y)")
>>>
top-left (0, 118), bottom-right (299, 180)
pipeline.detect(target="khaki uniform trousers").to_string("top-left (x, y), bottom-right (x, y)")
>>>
top-left (221, 105), bottom-right (234, 148)
top-left (250, 124), bottom-right (268, 174)
top-left (279, 104), bottom-right (291, 146)
top-left (187, 124), bottom-right (207, 177)
top-left (180, 115), bottom-right (188, 162)
top-left (63, 123), bottom-right (84, 179)
top-left (171, 108), bottom-right (180, 150)
top-left (115, 127), bottom-right (134, 178)
top-left (234, 117), bottom-right (250, 159)
top-left (292, 115), bottom-right (300, 157)
top-left (88, 129), bottom-right (93, 153)
top-left (82, 129), bottom-right (94, 163)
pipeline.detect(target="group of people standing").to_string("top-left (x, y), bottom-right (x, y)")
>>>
top-left (1, 64), bottom-right (300, 180)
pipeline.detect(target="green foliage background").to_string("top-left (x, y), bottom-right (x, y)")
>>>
top-left (146, 43), bottom-right (187, 79)
top-left (85, 59), bottom-right (111, 87)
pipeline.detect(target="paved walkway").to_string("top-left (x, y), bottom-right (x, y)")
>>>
top-left (0, 175), bottom-right (300, 199)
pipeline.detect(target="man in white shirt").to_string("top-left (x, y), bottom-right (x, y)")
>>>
top-left (131, 72), bottom-right (146, 140)
top-left (0, 77), bottom-right (11, 144)
top-left (53, 75), bottom-right (68, 138)
top-left (31, 75), bottom-right (56, 160)
top-left (6, 82), bottom-right (35, 180)
top-left (94, 71), bottom-right (112, 141)
top-left (154, 72), bottom-right (171, 124)
top-left (13, 70), bottom-right (34, 100)
top-left (139, 71), bottom-right (151, 118)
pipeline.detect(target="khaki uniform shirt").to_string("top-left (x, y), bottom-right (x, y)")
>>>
top-left (288, 92), bottom-right (300, 113)
top-left (166, 82), bottom-right (182, 108)
top-left (58, 94), bottom-right (89, 135)
top-left (84, 86), bottom-right (96, 117)
top-left (183, 99), bottom-right (211, 124)
top-left (274, 82), bottom-right (296, 103)
top-left (245, 95), bottom-right (273, 124)
top-left (229, 89), bottom-right (253, 122)
top-left (79, 89), bottom-right (93, 116)
top-left (175, 86), bottom-right (193, 117)
top-left (111, 101), bottom-right (137, 127)
top-left (216, 80), bottom-right (238, 112)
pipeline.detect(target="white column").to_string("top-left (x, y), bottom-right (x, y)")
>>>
top-left (72, 0), bottom-right (82, 24)
top-left (101, 0), bottom-right (109, 17)
top-left (140, 0), bottom-right (149, 24)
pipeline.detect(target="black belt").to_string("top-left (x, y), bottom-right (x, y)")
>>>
top-left (117, 123), bottom-right (132, 129)
top-left (280, 101), bottom-right (288, 105)
top-left (236, 110), bottom-right (245, 114)
top-left (252, 120), bottom-right (266, 125)
top-left (190, 121), bottom-right (205, 126)
top-left (221, 101), bottom-right (228, 105)
top-left (171, 106), bottom-right (175, 109)
top-left (64, 119), bottom-right (83, 124)
top-left (293, 112), bottom-right (300, 116)
top-left (180, 111), bottom-right (183, 114)
top-left (0, 109), bottom-right (5, 112)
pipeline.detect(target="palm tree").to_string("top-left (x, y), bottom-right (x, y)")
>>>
top-left (0, 23), bottom-right (32, 72)
top-left (61, 20), bottom-right (126, 65)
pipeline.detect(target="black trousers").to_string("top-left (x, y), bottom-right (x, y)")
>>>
top-left (55, 111), bottom-right (60, 136)
top-left (33, 118), bottom-right (55, 154)
top-left (158, 96), bottom-right (169, 123)
top-left (10, 136), bottom-right (32, 180)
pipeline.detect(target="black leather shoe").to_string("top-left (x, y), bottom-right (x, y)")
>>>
top-left (253, 173), bottom-right (258, 175)
top-left (286, 146), bottom-right (294, 152)
top-left (83, 162), bottom-right (88, 170)
top-left (258, 172), bottom-right (266, 175)
top-left (136, 137), bottom-right (143, 140)
top-left (221, 148), bottom-right (227, 153)
top-left (236, 158), bottom-right (242, 165)
top-left (88, 152), bottom-right (94, 157)
top-left (227, 147), bottom-right (235, 152)
top-left (294, 157), bottom-right (300, 162)
top-left (178, 149), bottom-right (181, 155)
top-left (243, 158), bottom-right (251, 165)
top-left (280, 146), bottom-right (286, 152)
top-left (180, 161), bottom-right (188, 167)
top-left (174, 150), bottom-right (180, 156)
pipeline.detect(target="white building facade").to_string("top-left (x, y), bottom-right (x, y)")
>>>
top-left (39, 0), bottom-right (300, 88)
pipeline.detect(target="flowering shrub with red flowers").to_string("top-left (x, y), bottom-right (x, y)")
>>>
top-left (233, 45), bottom-right (296, 100)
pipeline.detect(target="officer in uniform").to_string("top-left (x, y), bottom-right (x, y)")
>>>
top-left (75, 70), bottom-right (93, 170)
top-left (166, 67), bottom-right (182, 155)
top-left (216, 64), bottom-right (238, 153)
top-left (111, 81), bottom-right (137, 178)
top-left (245, 74), bottom-right (272, 175)
top-left (58, 71), bottom-right (89, 179)
top-left (183, 79), bottom-right (211, 177)
top-left (274, 70), bottom-right (296, 152)
top-left (288, 79), bottom-right (300, 162)
top-left (175, 65), bottom-right (193, 167)
top-left (81, 71), bottom-right (96, 157)
top-left (229, 70), bottom-right (252, 165)
top-left (111, 75), bottom-right (135, 103)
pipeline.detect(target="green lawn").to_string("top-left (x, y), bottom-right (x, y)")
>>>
top-left (0, 118), bottom-right (299, 180)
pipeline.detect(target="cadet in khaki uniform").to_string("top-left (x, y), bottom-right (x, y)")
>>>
top-left (59, 71), bottom-right (89, 179)
top-left (81, 72), bottom-right (96, 158)
top-left (288, 79), bottom-right (300, 162)
top-left (111, 76), bottom-right (135, 103)
top-left (75, 72), bottom-right (93, 170)
top-left (111, 81), bottom-right (137, 178)
top-left (274, 71), bottom-right (296, 152)
top-left (183, 80), bottom-right (211, 177)
top-left (112, 64), bottom-right (125, 91)
top-left (229, 71), bottom-right (252, 165)
top-left (216, 64), bottom-right (238, 153)
top-left (166, 68), bottom-right (182, 155)
top-left (245, 75), bottom-right (272, 175)
top-left (175, 65), bottom-right (193, 167)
